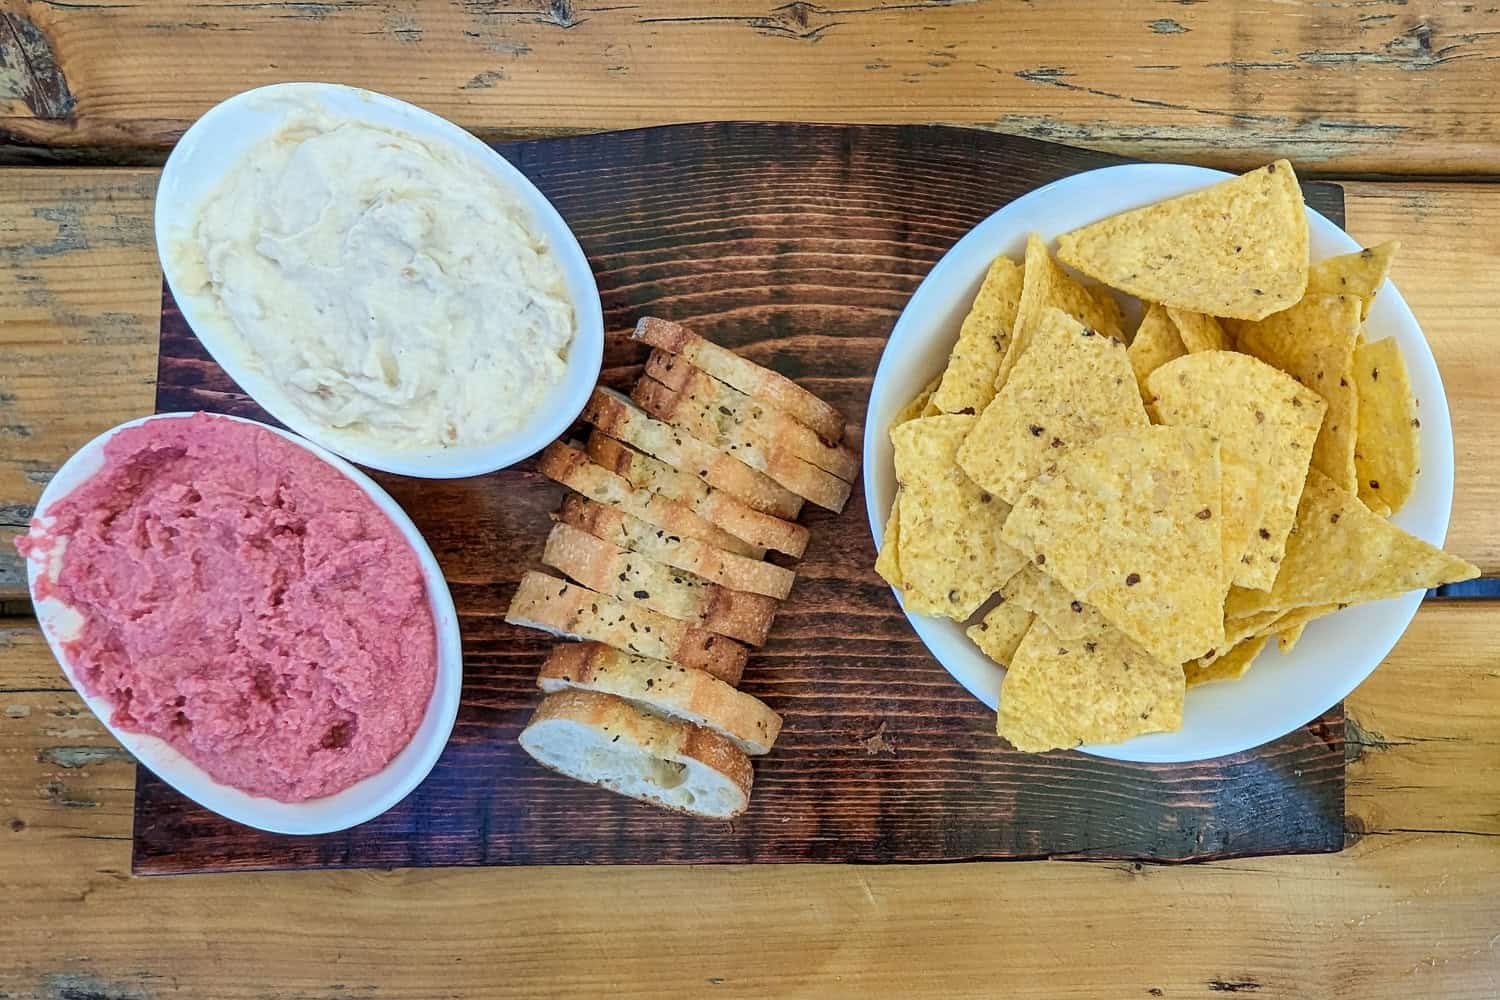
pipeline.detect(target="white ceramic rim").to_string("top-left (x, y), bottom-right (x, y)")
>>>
top-left (154, 81), bottom-right (605, 479)
top-left (24, 412), bottom-right (464, 834)
top-left (862, 162), bottom-right (1454, 763)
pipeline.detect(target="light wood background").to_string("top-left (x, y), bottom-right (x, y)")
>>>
top-left (2, 2), bottom-right (1497, 997)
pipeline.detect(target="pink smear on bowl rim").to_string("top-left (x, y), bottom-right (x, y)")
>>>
top-left (18, 413), bottom-right (437, 802)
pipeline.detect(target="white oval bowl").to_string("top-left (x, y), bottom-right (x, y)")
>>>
top-left (155, 82), bottom-right (604, 479)
top-left (23, 412), bottom-right (464, 833)
top-left (863, 163), bottom-right (1455, 763)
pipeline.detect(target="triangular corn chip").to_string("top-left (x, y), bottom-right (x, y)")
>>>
top-left (966, 597), bottom-right (1034, 667)
top-left (1276, 622), bottom-right (1307, 653)
top-left (999, 563), bottom-right (1112, 641)
top-left (874, 491), bottom-right (903, 589)
top-left (893, 415), bottom-right (1030, 620)
top-left (1307, 242), bottom-right (1398, 320)
top-left (1055, 161), bottom-right (1309, 321)
top-left (1167, 307), bottom-right (1230, 353)
top-left (1353, 337), bottom-right (1420, 514)
top-left (1231, 293), bottom-right (1362, 492)
top-left (998, 620), bottom-right (1185, 752)
top-left (1001, 425), bottom-right (1227, 665)
top-left (994, 233), bottom-right (1124, 392)
top-left (895, 375), bottom-right (942, 426)
top-left (1224, 470), bottom-right (1478, 619)
top-left (1147, 351), bottom-right (1325, 590)
top-left (931, 255), bottom-right (1024, 415)
top-left (958, 308), bottom-right (1147, 503)
top-left (1185, 635), bottom-right (1269, 688)
top-left (1127, 303), bottom-right (1185, 399)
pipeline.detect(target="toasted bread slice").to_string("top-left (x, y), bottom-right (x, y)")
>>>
top-left (633, 317), bottom-right (846, 444)
top-left (538, 643), bottom-right (783, 755)
top-left (543, 522), bottom-right (778, 645)
top-left (583, 387), bottom-right (804, 519)
top-left (506, 571), bottom-right (747, 684)
top-left (631, 377), bottom-right (853, 513)
top-left (520, 689), bottom-right (753, 818)
top-left (587, 431), bottom-right (808, 558)
top-left (535, 441), bottom-right (763, 560)
top-left (558, 495), bottom-right (795, 600)
top-left (645, 350), bottom-right (860, 482)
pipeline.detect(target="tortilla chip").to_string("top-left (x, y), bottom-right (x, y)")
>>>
top-left (999, 564), bottom-right (1112, 641)
top-left (958, 308), bottom-right (1148, 503)
top-left (1001, 425), bottom-right (1227, 665)
top-left (995, 233), bottom-right (1125, 392)
top-left (1307, 242), bottom-right (1398, 319)
top-left (1214, 610), bottom-right (1287, 658)
top-left (874, 491), bottom-right (903, 588)
top-left (1147, 351), bottom-right (1325, 590)
top-left (1167, 308), bottom-right (1230, 353)
top-left (1276, 622), bottom-right (1306, 653)
top-left (931, 255), bottom-right (1024, 415)
top-left (1267, 602), bottom-right (1338, 642)
top-left (1127, 303), bottom-right (1186, 399)
top-left (1230, 293), bottom-right (1362, 492)
top-left (967, 598), bottom-right (1035, 666)
top-left (1217, 459), bottom-right (1263, 592)
top-left (1055, 161), bottom-right (1309, 321)
top-left (998, 620), bottom-right (1185, 752)
top-left (1353, 337), bottom-right (1420, 514)
top-left (1224, 469), bottom-right (1479, 620)
top-left (895, 375), bottom-right (942, 426)
top-left (892, 415), bottom-right (1031, 620)
top-left (1185, 635), bottom-right (1269, 688)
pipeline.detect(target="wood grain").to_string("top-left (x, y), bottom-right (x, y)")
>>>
top-left (3, 603), bottom-right (1497, 998)
top-left (4, 2), bottom-right (1500, 173)
top-left (136, 124), bottom-right (1346, 872)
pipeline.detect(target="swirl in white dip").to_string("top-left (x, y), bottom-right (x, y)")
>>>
top-left (168, 107), bottom-right (575, 450)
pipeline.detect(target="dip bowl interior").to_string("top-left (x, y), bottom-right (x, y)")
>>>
top-left (155, 82), bottom-right (604, 480)
top-left (862, 162), bottom-right (1456, 763)
top-left (24, 413), bottom-right (464, 835)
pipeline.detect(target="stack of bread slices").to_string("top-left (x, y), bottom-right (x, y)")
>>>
top-left (507, 317), bottom-right (858, 818)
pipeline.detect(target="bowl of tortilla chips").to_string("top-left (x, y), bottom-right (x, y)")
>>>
top-left (865, 161), bottom-right (1478, 762)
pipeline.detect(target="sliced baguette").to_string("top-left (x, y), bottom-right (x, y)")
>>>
top-left (557, 494), bottom-right (795, 600)
top-left (506, 571), bottom-right (747, 684)
top-left (587, 431), bottom-right (808, 558)
top-left (535, 440), bottom-right (763, 560)
top-left (632, 376), bottom-right (852, 513)
top-left (542, 521), bottom-right (778, 645)
top-left (633, 316), bottom-right (846, 444)
top-left (538, 643), bottom-right (783, 755)
top-left (645, 350), bottom-right (860, 482)
top-left (583, 387), bottom-right (805, 520)
top-left (520, 689), bottom-right (752, 819)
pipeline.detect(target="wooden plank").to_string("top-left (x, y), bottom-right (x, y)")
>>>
top-left (4, 2), bottom-right (1500, 173)
top-left (3, 603), bottom-right (1497, 998)
top-left (0, 167), bottom-right (161, 602)
top-left (1342, 181), bottom-right (1500, 575)
top-left (134, 125), bottom-right (1346, 872)
top-left (2, 166), bottom-right (1497, 609)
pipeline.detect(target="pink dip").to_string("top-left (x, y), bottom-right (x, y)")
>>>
top-left (18, 414), bottom-right (437, 802)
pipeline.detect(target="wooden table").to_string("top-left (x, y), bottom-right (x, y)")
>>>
top-left (2, 3), bottom-right (1497, 996)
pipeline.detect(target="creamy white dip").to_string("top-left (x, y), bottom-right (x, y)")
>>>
top-left (168, 106), bottom-right (575, 450)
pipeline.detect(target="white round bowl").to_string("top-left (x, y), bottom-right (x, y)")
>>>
top-left (863, 163), bottom-right (1455, 763)
top-left (154, 82), bottom-right (604, 479)
top-left (23, 412), bottom-right (464, 833)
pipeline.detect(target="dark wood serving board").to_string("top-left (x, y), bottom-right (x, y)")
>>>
top-left (136, 123), bottom-right (1346, 874)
